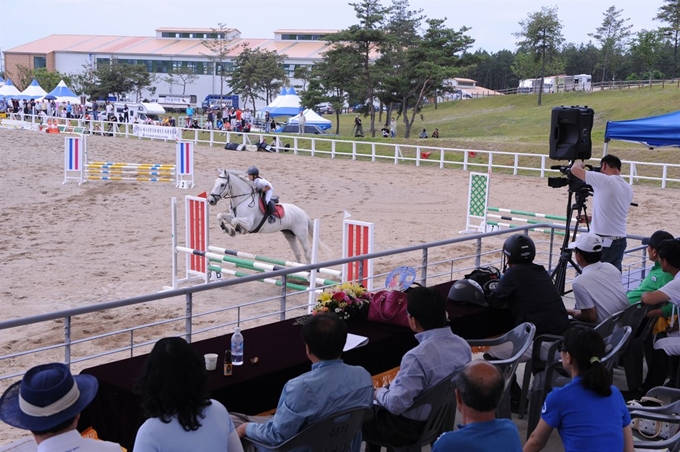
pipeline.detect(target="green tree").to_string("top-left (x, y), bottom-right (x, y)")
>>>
top-left (588, 6), bottom-right (633, 83)
top-left (655, 0), bottom-right (680, 78)
top-left (201, 23), bottom-right (233, 97)
top-left (229, 46), bottom-right (288, 111)
top-left (397, 18), bottom-right (474, 137)
top-left (163, 66), bottom-right (198, 95)
top-left (86, 63), bottom-right (154, 101)
top-left (327, 0), bottom-right (390, 137)
top-left (514, 6), bottom-right (564, 106)
top-left (630, 29), bottom-right (665, 83)
top-left (33, 68), bottom-right (65, 92)
top-left (561, 42), bottom-right (600, 77)
top-left (303, 46), bottom-right (363, 134)
top-left (293, 65), bottom-right (311, 91)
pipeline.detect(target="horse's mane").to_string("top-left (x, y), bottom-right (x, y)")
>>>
top-left (220, 168), bottom-right (252, 186)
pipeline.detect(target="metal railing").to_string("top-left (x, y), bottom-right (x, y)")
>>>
top-left (0, 223), bottom-right (650, 383)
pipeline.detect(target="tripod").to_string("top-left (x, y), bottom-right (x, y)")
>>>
top-left (551, 188), bottom-right (590, 295)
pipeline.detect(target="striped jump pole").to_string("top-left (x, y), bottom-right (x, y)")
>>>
top-left (342, 215), bottom-right (375, 290)
top-left (207, 265), bottom-right (310, 292)
top-left (64, 137), bottom-right (195, 188)
top-left (175, 247), bottom-right (336, 287)
top-left (485, 220), bottom-right (566, 236)
top-left (207, 246), bottom-right (342, 278)
top-left (486, 207), bottom-right (571, 223)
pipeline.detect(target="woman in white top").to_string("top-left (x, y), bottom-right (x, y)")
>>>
top-left (246, 166), bottom-right (276, 224)
top-left (133, 337), bottom-right (243, 452)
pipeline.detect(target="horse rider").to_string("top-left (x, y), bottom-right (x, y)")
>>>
top-left (246, 166), bottom-right (276, 224)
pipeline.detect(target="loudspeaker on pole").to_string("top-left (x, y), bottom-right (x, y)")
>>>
top-left (549, 106), bottom-right (594, 161)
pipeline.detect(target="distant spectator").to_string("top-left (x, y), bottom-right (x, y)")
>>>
top-left (354, 116), bottom-right (364, 137)
top-left (432, 128), bottom-right (440, 138)
top-left (134, 337), bottom-right (243, 452)
top-left (390, 117), bottom-right (397, 138)
top-left (419, 128), bottom-right (428, 138)
top-left (0, 363), bottom-right (121, 451)
top-left (432, 361), bottom-right (522, 452)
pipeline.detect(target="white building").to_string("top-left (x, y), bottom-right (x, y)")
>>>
top-left (5, 27), bottom-right (338, 109)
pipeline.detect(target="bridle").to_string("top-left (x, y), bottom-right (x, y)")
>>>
top-left (210, 172), bottom-right (256, 214)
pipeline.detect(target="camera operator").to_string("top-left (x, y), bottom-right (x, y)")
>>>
top-left (570, 154), bottom-right (633, 271)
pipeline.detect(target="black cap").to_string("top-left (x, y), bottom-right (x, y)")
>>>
top-left (642, 230), bottom-right (674, 249)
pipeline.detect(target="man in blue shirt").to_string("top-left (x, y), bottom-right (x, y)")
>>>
top-left (432, 361), bottom-right (522, 452)
top-left (363, 286), bottom-right (471, 450)
top-left (236, 313), bottom-right (373, 452)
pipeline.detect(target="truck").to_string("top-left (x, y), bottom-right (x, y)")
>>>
top-left (156, 94), bottom-right (197, 112)
top-left (201, 94), bottom-right (239, 112)
top-left (113, 102), bottom-right (166, 123)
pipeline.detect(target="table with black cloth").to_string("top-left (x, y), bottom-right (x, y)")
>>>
top-left (78, 281), bottom-right (512, 450)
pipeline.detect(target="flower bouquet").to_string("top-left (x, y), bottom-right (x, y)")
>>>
top-left (312, 282), bottom-right (371, 320)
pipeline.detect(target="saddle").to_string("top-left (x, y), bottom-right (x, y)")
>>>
top-left (258, 195), bottom-right (284, 218)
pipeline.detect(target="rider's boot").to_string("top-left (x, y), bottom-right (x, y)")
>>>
top-left (267, 201), bottom-right (276, 224)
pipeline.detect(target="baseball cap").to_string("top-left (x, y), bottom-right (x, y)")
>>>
top-left (568, 233), bottom-right (603, 253)
top-left (642, 230), bottom-right (674, 249)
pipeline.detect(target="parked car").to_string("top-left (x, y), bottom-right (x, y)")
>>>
top-left (275, 124), bottom-right (328, 135)
top-left (315, 102), bottom-right (334, 114)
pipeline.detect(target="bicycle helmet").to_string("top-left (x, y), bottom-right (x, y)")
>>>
top-left (447, 279), bottom-right (487, 307)
top-left (502, 234), bottom-right (536, 264)
top-left (246, 166), bottom-right (259, 177)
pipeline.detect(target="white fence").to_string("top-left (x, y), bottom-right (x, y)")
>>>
top-left (3, 114), bottom-right (680, 189)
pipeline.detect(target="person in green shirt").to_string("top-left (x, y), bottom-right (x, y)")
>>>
top-left (628, 230), bottom-right (675, 392)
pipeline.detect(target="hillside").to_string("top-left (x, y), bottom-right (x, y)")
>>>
top-left (328, 84), bottom-right (680, 165)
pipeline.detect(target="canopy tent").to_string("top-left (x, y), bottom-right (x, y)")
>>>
top-left (18, 79), bottom-right (48, 100)
top-left (287, 109), bottom-right (332, 130)
top-left (604, 111), bottom-right (680, 153)
top-left (46, 80), bottom-right (81, 104)
top-left (0, 79), bottom-right (22, 100)
top-left (263, 87), bottom-right (303, 117)
top-left (267, 87), bottom-right (288, 109)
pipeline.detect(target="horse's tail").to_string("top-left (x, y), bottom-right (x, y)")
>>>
top-left (308, 216), bottom-right (332, 256)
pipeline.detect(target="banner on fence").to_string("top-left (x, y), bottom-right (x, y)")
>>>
top-left (132, 124), bottom-right (180, 140)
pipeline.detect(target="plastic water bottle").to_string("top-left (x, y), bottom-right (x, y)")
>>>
top-left (231, 327), bottom-right (244, 366)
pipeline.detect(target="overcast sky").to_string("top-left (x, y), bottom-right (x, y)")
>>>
top-left (0, 0), bottom-right (664, 57)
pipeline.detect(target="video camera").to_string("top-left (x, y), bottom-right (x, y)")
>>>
top-left (548, 161), bottom-right (597, 197)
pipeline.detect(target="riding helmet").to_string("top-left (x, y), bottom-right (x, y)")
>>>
top-left (246, 166), bottom-right (259, 177)
top-left (502, 234), bottom-right (536, 264)
top-left (447, 279), bottom-right (487, 307)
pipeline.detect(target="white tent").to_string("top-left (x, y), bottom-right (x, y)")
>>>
top-left (263, 87), bottom-right (303, 117)
top-left (0, 79), bottom-right (22, 100)
top-left (46, 80), bottom-right (81, 104)
top-left (287, 109), bottom-right (332, 130)
top-left (267, 87), bottom-right (288, 108)
top-left (19, 79), bottom-right (47, 100)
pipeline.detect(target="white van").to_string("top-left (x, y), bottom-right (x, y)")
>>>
top-left (113, 102), bottom-right (166, 123)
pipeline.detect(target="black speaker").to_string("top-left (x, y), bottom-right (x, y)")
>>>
top-left (549, 106), bottom-right (594, 161)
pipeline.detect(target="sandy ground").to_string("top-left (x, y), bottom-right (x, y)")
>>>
top-left (0, 128), bottom-right (679, 445)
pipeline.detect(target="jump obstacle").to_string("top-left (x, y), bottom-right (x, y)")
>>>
top-left (460, 172), bottom-right (575, 236)
top-left (169, 194), bottom-right (375, 293)
top-left (63, 136), bottom-right (195, 187)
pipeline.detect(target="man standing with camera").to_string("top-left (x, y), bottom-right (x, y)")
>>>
top-left (570, 154), bottom-right (633, 271)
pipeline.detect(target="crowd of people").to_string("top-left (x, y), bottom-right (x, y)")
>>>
top-left (3, 152), bottom-right (680, 451)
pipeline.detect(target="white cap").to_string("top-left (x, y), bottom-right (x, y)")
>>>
top-left (568, 233), bottom-right (603, 253)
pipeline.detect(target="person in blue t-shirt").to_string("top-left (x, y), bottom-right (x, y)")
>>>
top-left (432, 360), bottom-right (522, 452)
top-left (524, 326), bottom-right (633, 452)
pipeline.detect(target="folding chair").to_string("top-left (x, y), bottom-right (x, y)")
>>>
top-left (247, 407), bottom-right (372, 452)
top-left (364, 372), bottom-right (458, 452)
top-left (467, 322), bottom-right (536, 418)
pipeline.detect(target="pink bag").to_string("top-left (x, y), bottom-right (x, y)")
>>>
top-left (368, 290), bottom-right (410, 327)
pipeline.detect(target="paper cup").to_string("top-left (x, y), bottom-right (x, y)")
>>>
top-left (204, 353), bottom-right (218, 371)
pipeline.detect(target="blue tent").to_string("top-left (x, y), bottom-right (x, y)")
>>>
top-left (262, 87), bottom-right (303, 117)
top-left (46, 80), bottom-right (80, 102)
top-left (604, 111), bottom-right (680, 148)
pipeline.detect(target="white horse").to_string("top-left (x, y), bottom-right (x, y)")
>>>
top-left (208, 169), bottom-right (313, 264)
